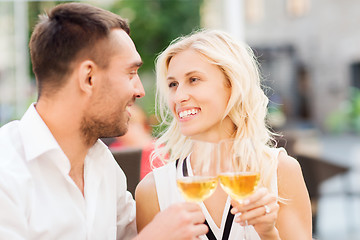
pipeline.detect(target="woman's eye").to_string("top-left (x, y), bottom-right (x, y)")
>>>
top-left (168, 82), bottom-right (178, 88)
top-left (190, 77), bottom-right (199, 83)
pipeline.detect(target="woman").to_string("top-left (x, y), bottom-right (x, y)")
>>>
top-left (135, 29), bottom-right (312, 239)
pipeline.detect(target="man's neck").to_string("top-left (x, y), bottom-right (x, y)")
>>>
top-left (36, 98), bottom-right (89, 195)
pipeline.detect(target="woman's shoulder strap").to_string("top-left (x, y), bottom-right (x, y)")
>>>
top-left (153, 161), bottom-right (181, 210)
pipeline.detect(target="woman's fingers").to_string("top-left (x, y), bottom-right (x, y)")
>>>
top-left (244, 187), bottom-right (268, 204)
top-left (230, 187), bottom-right (279, 222)
top-left (235, 201), bottom-right (280, 224)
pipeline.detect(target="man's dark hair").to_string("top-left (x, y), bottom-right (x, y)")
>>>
top-left (29, 3), bottom-right (130, 97)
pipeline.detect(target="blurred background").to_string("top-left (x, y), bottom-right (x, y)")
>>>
top-left (0, 0), bottom-right (359, 239)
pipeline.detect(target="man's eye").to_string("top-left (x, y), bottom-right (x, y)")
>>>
top-left (129, 71), bottom-right (138, 79)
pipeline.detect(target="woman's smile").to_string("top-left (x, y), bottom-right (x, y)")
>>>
top-left (178, 108), bottom-right (200, 120)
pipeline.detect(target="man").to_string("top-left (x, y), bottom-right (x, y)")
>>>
top-left (0, 3), bottom-right (207, 239)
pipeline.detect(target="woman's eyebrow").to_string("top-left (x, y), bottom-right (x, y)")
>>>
top-left (167, 70), bottom-right (203, 81)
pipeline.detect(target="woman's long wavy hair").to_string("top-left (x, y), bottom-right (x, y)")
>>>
top-left (152, 29), bottom-right (278, 193)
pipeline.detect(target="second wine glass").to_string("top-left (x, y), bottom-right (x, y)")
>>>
top-left (218, 138), bottom-right (260, 240)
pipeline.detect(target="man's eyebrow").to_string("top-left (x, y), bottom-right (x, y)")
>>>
top-left (131, 61), bottom-right (143, 68)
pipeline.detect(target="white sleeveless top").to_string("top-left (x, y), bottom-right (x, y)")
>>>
top-left (153, 147), bottom-right (286, 240)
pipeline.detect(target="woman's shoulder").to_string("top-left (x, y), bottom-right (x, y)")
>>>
top-left (152, 160), bottom-right (176, 180)
top-left (276, 151), bottom-right (306, 198)
top-left (265, 146), bottom-right (298, 170)
top-left (136, 171), bottom-right (156, 197)
top-left (135, 172), bottom-right (161, 232)
top-left (277, 151), bottom-right (301, 175)
top-left (153, 160), bottom-right (175, 171)
top-left (136, 161), bottom-right (176, 200)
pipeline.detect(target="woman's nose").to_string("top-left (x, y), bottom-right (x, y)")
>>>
top-left (172, 84), bottom-right (190, 103)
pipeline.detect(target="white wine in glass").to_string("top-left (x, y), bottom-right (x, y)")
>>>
top-left (218, 172), bottom-right (260, 201)
top-left (176, 140), bottom-right (218, 203)
top-left (177, 176), bottom-right (218, 202)
top-left (218, 138), bottom-right (260, 240)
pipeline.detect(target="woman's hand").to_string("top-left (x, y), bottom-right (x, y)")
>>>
top-left (230, 187), bottom-right (281, 239)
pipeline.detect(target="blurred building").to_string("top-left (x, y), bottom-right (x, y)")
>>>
top-left (1, 0), bottom-right (359, 131)
top-left (0, 1), bottom-right (31, 125)
top-left (203, 0), bottom-right (360, 130)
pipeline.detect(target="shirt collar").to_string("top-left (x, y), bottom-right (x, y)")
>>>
top-left (18, 104), bottom-right (111, 163)
top-left (19, 103), bottom-right (62, 162)
top-left (87, 139), bottom-right (109, 163)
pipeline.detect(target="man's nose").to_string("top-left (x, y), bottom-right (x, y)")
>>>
top-left (134, 76), bottom-right (145, 98)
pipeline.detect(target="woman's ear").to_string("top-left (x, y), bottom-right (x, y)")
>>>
top-left (78, 60), bottom-right (96, 95)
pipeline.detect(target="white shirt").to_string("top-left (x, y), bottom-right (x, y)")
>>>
top-left (0, 104), bottom-right (136, 240)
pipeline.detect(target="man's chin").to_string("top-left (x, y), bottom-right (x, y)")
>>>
top-left (103, 128), bottom-right (128, 138)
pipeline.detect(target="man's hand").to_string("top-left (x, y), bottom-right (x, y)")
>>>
top-left (135, 202), bottom-right (208, 240)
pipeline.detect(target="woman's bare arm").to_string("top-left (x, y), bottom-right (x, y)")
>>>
top-left (135, 172), bottom-right (160, 232)
top-left (276, 152), bottom-right (313, 239)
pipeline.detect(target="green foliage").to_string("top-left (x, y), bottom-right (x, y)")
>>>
top-left (325, 87), bottom-right (360, 134)
top-left (109, 0), bottom-right (203, 72)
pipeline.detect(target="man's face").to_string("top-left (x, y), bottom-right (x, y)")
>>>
top-left (81, 29), bottom-right (144, 143)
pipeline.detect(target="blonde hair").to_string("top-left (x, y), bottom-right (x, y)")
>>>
top-left (152, 29), bottom-right (278, 193)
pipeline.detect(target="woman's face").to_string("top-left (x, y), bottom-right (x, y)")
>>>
top-left (166, 49), bottom-right (235, 141)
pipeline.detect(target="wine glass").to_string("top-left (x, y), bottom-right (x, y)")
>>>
top-left (176, 140), bottom-right (218, 203)
top-left (218, 138), bottom-right (260, 240)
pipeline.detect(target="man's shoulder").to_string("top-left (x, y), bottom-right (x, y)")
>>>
top-left (0, 119), bottom-right (19, 136)
top-left (0, 120), bottom-right (29, 179)
top-left (0, 120), bottom-right (22, 157)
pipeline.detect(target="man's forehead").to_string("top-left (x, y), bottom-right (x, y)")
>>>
top-left (108, 29), bottom-right (141, 61)
top-left (109, 29), bottom-right (135, 49)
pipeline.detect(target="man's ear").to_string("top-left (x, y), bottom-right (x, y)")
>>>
top-left (78, 60), bottom-right (97, 95)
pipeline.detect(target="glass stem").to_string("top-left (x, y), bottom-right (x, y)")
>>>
top-left (243, 219), bottom-right (249, 240)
